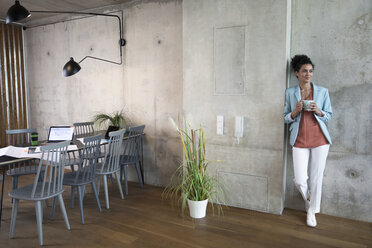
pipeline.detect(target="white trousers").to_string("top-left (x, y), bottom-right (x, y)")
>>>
top-left (292, 144), bottom-right (330, 214)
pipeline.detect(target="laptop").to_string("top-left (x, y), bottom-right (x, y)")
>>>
top-left (46, 126), bottom-right (74, 143)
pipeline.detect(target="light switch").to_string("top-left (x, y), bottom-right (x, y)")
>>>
top-left (217, 115), bottom-right (224, 135)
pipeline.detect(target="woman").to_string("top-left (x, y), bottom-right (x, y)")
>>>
top-left (283, 54), bottom-right (332, 227)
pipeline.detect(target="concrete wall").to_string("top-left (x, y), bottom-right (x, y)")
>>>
top-left (121, 1), bottom-right (183, 185)
top-left (24, 0), bottom-right (372, 221)
top-left (285, 0), bottom-right (372, 222)
top-left (183, 0), bottom-right (288, 214)
top-left (25, 0), bottom-right (183, 186)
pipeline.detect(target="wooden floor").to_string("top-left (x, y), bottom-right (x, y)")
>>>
top-left (0, 175), bottom-right (371, 248)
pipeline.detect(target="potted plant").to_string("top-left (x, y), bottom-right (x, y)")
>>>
top-left (163, 117), bottom-right (225, 218)
top-left (93, 110), bottom-right (127, 138)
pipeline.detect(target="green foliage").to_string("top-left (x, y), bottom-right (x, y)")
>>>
top-left (163, 117), bottom-right (225, 217)
top-left (93, 110), bottom-right (126, 128)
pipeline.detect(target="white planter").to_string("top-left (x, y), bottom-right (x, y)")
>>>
top-left (187, 199), bottom-right (208, 219)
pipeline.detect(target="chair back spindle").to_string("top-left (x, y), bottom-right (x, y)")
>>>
top-left (74, 134), bottom-right (102, 184)
top-left (31, 141), bottom-right (69, 199)
top-left (122, 125), bottom-right (145, 163)
top-left (73, 122), bottom-right (95, 138)
top-left (100, 129), bottom-right (125, 173)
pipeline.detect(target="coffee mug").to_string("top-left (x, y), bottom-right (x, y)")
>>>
top-left (302, 100), bottom-right (314, 111)
top-left (30, 132), bottom-right (38, 146)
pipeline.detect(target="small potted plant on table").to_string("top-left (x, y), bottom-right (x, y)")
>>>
top-left (93, 110), bottom-right (127, 138)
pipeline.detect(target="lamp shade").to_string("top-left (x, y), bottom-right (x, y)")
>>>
top-left (6, 0), bottom-right (31, 24)
top-left (63, 57), bottom-right (81, 77)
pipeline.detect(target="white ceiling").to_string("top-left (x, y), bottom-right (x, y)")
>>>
top-left (0, 0), bottom-right (133, 25)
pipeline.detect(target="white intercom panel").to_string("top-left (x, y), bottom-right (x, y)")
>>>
top-left (235, 116), bottom-right (244, 143)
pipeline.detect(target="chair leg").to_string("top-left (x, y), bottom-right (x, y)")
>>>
top-left (12, 176), bottom-right (18, 190)
top-left (115, 171), bottom-right (124, 200)
top-left (50, 196), bottom-right (58, 220)
top-left (91, 182), bottom-right (102, 212)
top-left (103, 175), bottom-right (109, 209)
top-left (96, 177), bottom-right (101, 197)
top-left (70, 186), bottom-right (75, 208)
top-left (109, 174), bottom-right (115, 185)
top-left (135, 161), bottom-right (144, 188)
top-left (9, 198), bottom-right (19, 239)
top-left (58, 194), bottom-right (70, 230)
top-left (120, 166), bottom-right (123, 183)
top-left (10, 176), bottom-right (18, 204)
top-left (77, 186), bottom-right (85, 224)
top-left (35, 200), bottom-right (43, 246)
top-left (124, 166), bottom-right (128, 195)
top-left (82, 185), bottom-right (86, 198)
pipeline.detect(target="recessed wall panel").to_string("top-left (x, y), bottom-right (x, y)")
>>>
top-left (214, 26), bottom-right (246, 95)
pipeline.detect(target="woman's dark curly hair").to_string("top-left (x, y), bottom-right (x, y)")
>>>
top-left (291, 54), bottom-right (314, 72)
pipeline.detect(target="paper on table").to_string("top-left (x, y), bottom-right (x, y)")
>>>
top-left (0, 145), bottom-right (78, 160)
top-left (0, 146), bottom-right (9, 156)
top-left (0, 146), bottom-right (42, 159)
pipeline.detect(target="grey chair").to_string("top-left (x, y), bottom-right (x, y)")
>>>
top-left (73, 121), bottom-right (106, 159)
top-left (51, 134), bottom-right (102, 224)
top-left (6, 129), bottom-right (39, 191)
top-left (66, 122), bottom-right (95, 171)
top-left (73, 122), bottom-right (95, 138)
top-left (9, 141), bottom-right (71, 246)
top-left (120, 125), bottom-right (145, 195)
top-left (96, 129), bottom-right (125, 209)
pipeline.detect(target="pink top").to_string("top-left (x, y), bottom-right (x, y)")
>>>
top-left (294, 88), bottom-right (329, 148)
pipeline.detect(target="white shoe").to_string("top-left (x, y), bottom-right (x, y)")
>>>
top-left (307, 212), bottom-right (317, 227)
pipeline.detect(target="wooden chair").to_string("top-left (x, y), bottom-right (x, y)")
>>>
top-left (120, 125), bottom-right (145, 195)
top-left (6, 129), bottom-right (39, 191)
top-left (73, 122), bottom-right (94, 138)
top-left (51, 134), bottom-right (102, 224)
top-left (9, 141), bottom-right (71, 246)
top-left (96, 129), bottom-right (125, 209)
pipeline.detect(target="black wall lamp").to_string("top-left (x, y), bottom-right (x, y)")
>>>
top-left (6, 0), bottom-right (126, 77)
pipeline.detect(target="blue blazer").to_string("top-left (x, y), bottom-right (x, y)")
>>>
top-left (283, 82), bottom-right (333, 146)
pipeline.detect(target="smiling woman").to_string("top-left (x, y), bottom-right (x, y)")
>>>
top-left (0, 23), bottom-right (28, 148)
top-left (283, 54), bottom-right (333, 228)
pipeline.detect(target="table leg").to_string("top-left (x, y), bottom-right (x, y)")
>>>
top-left (140, 135), bottom-right (144, 184)
top-left (0, 167), bottom-right (6, 225)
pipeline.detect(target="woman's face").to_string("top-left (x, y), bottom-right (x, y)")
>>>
top-left (295, 64), bottom-right (313, 84)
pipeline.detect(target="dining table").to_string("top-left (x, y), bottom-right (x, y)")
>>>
top-left (0, 130), bottom-right (145, 225)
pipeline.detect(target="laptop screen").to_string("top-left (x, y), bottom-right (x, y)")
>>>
top-left (48, 126), bottom-right (74, 142)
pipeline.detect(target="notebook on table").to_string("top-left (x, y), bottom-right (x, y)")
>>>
top-left (48, 126), bottom-right (74, 143)
top-left (38, 126), bottom-right (75, 146)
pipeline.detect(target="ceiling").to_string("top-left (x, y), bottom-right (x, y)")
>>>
top-left (0, 0), bottom-right (133, 25)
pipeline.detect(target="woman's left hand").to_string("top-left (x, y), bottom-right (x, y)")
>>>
top-left (310, 102), bottom-right (323, 116)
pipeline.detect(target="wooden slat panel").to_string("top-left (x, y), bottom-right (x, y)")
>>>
top-left (14, 26), bottom-right (24, 144)
top-left (0, 23), bottom-right (7, 147)
top-left (18, 26), bottom-right (27, 131)
top-left (3, 24), bottom-right (12, 133)
top-left (9, 25), bottom-right (18, 131)
top-left (0, 23), bottom-right (27, 147)
top-left (3, 24), bottom-right (12, 146)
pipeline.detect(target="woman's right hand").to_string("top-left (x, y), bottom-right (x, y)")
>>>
top-left (291, 100), bottom-right (302, 119)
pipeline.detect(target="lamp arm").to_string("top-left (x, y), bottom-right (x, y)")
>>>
top-left (30, 10), bottom-right (124, 65)
top-left (78, 55), bottom-right (121, 65)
